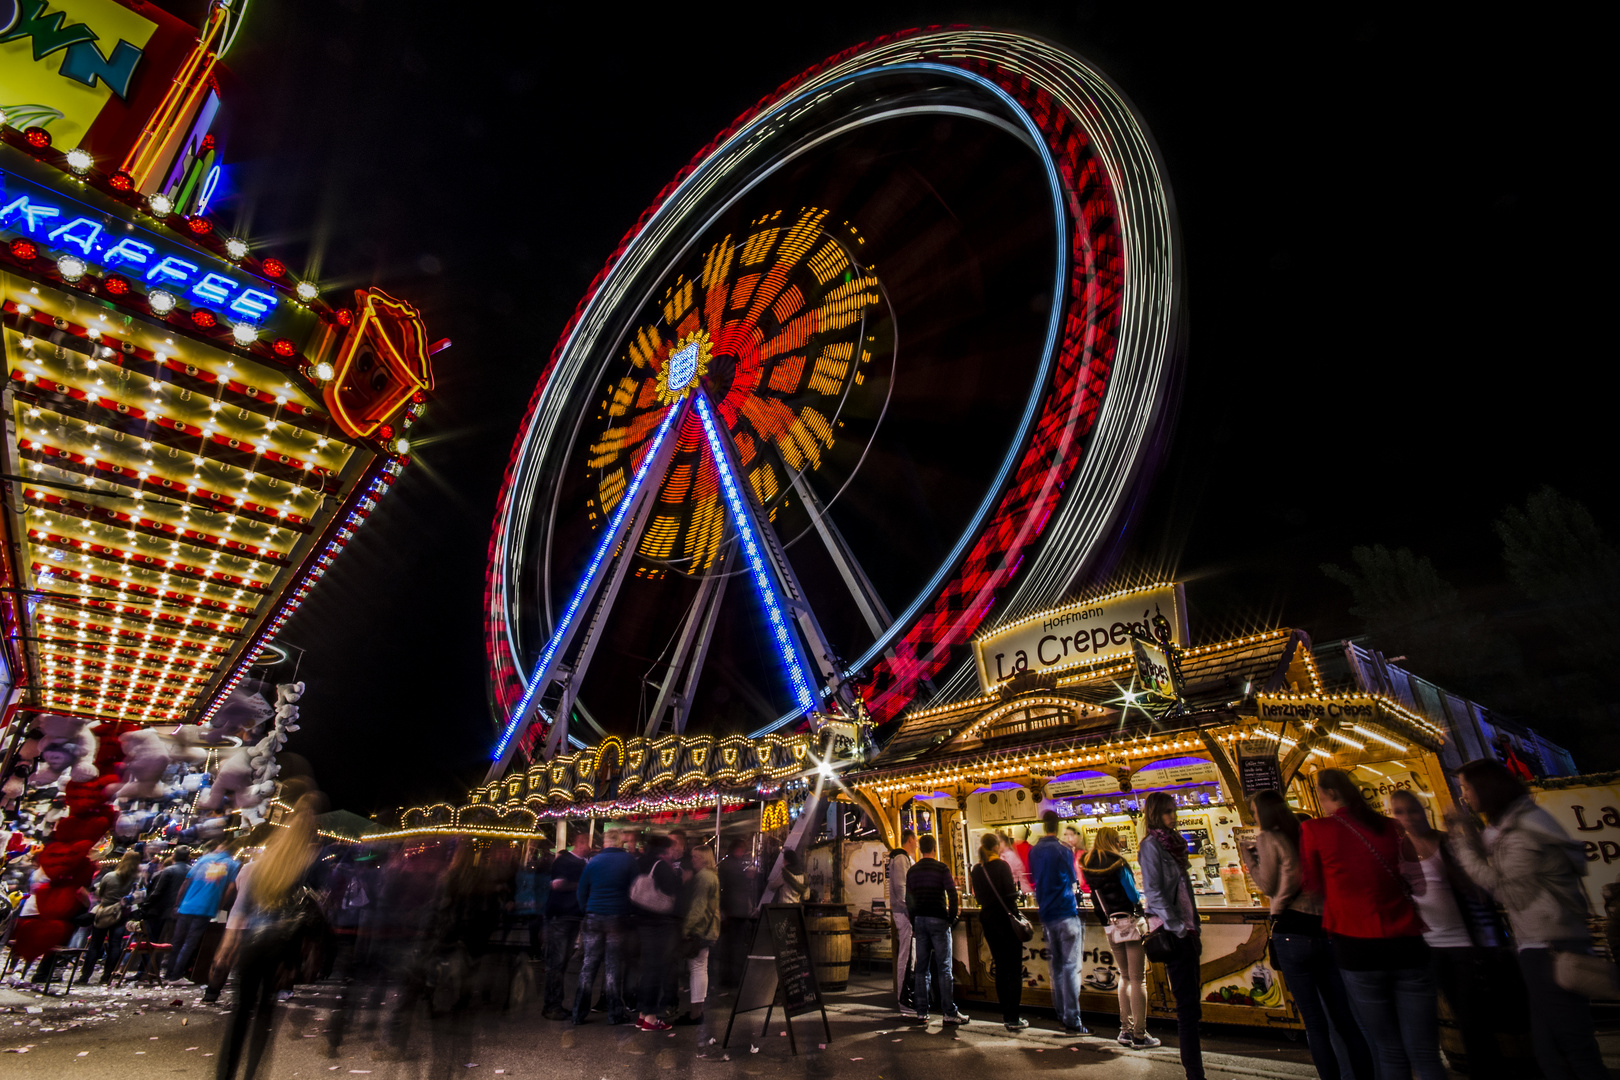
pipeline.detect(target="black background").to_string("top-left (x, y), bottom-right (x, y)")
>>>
top-left (198, 3), bottom-right (1605, 815)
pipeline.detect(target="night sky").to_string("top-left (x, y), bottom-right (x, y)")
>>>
top-left (203, 3), bottom-right (1606, 814)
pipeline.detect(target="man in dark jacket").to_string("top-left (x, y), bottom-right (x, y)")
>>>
top-left (905, 835), bottom-right (967, 1025)
top-left (141, 846), bottom-right (191, 943)
top-left (571, 829), bottom-right (638, 1026)
top-left (542, 831), bottom-right (591, 1019)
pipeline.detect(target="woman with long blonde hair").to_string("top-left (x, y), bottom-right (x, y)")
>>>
top-left (216, 799), bottom-right (321, 1080)
top-left (1081, 827), bottom-right (1152, 1048)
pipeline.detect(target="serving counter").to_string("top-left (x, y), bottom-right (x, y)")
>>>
top-left (951, 903), bottom-right (1300, 1029)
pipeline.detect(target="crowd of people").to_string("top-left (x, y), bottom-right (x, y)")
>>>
top-left (3, 756), bottom-right (1615, 1080)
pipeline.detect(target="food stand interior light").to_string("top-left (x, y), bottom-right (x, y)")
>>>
top-left (225, 237), bottom-right (250, 260)
top-left (231, 322), bottom-right (257, 345)
top-left (65, 147), bottom-right (93, 174)
top-left (56, 254), bottom-right (87, 281)
top-left (147, 193), bottom-right (173, 216)
top-left (295, 281), bottom-right (318, 301)
top-left (311, 361), bottom-right (334, 381)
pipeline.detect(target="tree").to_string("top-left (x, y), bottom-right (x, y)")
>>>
top-left (1495, 487), bottom-right (1620, 668)
top-left (1321, 545), bottom-right (1523, 704)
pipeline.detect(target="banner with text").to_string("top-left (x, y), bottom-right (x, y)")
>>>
top-left (973, 584), bottom-right (1187, 693)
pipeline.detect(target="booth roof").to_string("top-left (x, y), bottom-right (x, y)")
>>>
top-left (869, 629), bottom-right (1312, 770)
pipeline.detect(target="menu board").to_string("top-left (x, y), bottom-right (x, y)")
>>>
top-left (766, 905), bottom-right (820, 1017)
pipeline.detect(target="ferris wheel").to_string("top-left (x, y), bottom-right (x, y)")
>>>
top-left (485, 29), bottom-right (1183, 774)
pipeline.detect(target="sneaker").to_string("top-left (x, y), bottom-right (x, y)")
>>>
top-left (1117, 1029), bottom-right (1134, 1046)
top-left (944, 1012), bottom-right (969, 1025)
top-left (912, 1014), bottom-right (930, 1024)
top-left (1062, 1024), bottom-right (1090, 1037)
top-left (637, 1017), bottom-right (673, 1032)
top-left (1005, 1018), bottom-right (1030, 1032)
top-left (1132, 1033), bottom-right (1161, 1049)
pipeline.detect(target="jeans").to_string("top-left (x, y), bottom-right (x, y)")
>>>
top-left (1162, 931), bottom-right (1205, 1080)
top-left (1516, 944), bottom-right (1609, 1080)
top-left (572, 914), bottom-right (629, 1024)
top-left (1044, 914), bottom-right (1084, 1030)
top-left (912, 916), bottom-right (955, 1019)
top-left (167, 913), bottom-right (211, 980)
top-left (1272, 932), bottom-right (1373, 1080)
top-left (980, 915), bottom-right (1025, 1024)
top-left (82, 923), bottom-right (126, 983)
top-left (1338, 965), bottom-right (1446, 1080)
top-left (543, 916), bottom-right (581, 1010)
top-left (689, 945), bottom-right (711, 1007)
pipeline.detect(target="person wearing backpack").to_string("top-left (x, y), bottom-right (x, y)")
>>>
top-left (632, 835), bottom-right (683, 1031)
top-left (1081, 827), bottom-right (1155, 1049)
top-left (572, 830), bottom-right (638, 1027)
top-left (1300, 768), bottom-right (1443, 1080)
top-left (1445, 758), bottom-right (1608, 1080)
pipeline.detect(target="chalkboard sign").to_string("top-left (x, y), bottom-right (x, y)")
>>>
top-left (1238, 741), bottom-right (1283, 796)
top-left (766, 905), bottom-right (819, 1017)
top-left (723, 904), bottom-right (831, 1053)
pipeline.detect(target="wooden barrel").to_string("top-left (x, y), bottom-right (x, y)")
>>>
top-left (803, 903), bottom-right (852, 992)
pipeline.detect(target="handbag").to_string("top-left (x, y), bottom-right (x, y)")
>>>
top-left (630, 868), bottom-right (675, 914)
top-left (1143, 921), bottom-right (1176, 963)
top-left (1104, 912), bottom-right (1144, 944)
top-left (974, 864), bottom-right (1034, 943)
top-left (1553, 949), bottom-right (1620, 998)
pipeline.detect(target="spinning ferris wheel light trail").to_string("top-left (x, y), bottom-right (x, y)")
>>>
top-left (484, 29), bottom-right (1184, 772)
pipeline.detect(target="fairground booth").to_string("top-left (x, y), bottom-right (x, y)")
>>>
top-left (1, 0), bottom-right (437, 960)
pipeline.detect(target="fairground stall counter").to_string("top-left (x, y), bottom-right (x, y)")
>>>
top-left (0, 0), bottom-right (437, 959)
top-left (846, 583), bottom-right (1457, 1032)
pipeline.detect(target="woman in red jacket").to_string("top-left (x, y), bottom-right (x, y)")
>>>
top-left (1299, 769), bottom-right (1443, 1080)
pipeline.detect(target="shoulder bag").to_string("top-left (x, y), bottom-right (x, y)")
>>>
top-left (631, 867), bottom-right (675, 914)
top-left (974, 863), bottom-right (1033, 942)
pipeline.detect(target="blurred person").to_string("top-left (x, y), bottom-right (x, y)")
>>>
top-left (514, 841), bottom-right (550, 959)
top-left (1028, 809), bottom-right (1085, 1035)
top-left (969, 831), bottom-right (1026, 1031)
top-left (1082, 827), bottom-right (1154, 1049)
top-left (677, 844), bottom-right (720, 1026)
top-left (544, 830), bottom-right (590, 1019)
top-left (215, 801), bottom-right (320, 1080)
top-left (1140, 791), bottom-right (1205, 1080)
top-left (633, 834), bottom-right (682, 1031)
top-left (998, 829), bottom-right (1030, 891)
top-left (905, 833), bottom-right (967, 1025)
top-left (1446, 759), bottom-right (1607, 1080)
top-left (1300, 769), bottom-right (1441, 1080)
top-left (80, 848), bottom-right (139, 984)
top-left (1241, 791), bottom-right (1371, 1080)
top-left (717, 838), bottom-right (757, 987)
top-left (168, 839), bottom-right (241, 981)
top-left (886, 830), bottom-right (918, 1017)
top-left (140, 845), bottom-right (191, 946)
top-left (778, 847), bottom-right (807, 904)
top-left (1387, 788), bottom-right (1525, 1080)
top-left (321, 846), bottom-right (381, 1053)
top-left (572, 828), bottom-right (636, 1026)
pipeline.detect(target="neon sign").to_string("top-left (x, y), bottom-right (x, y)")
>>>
top-left (0, 169), bottom-right (280, 325)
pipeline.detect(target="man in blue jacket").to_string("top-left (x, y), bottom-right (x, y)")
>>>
top-left (1028, 809), bottom-right (1087, 1035)
top-left (571, 829), bottom-right (638, 1026)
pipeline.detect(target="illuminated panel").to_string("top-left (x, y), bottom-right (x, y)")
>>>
top-left (491, 400), bottom-right (683, 760)
top-left (692, 390), bottom-right (816, 716)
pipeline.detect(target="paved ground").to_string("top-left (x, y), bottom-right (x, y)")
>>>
top-left (3, 968), bottom-right (1616, 1080)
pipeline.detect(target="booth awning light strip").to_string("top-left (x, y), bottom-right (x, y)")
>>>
top-left (492, 401), bottom-right (682, 761)
top-left (694, 391), bottom-right (816, 715)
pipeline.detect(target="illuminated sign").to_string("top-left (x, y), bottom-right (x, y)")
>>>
top-left (0, 168), bottom-right (280, 325)
top-left (761, 799), bottom-right (790, 831)
top-left (972, 583), bottom-right (1187, 692)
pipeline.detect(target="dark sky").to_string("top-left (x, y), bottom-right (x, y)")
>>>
top-left (204, 3), bottom-right (1606, 814)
